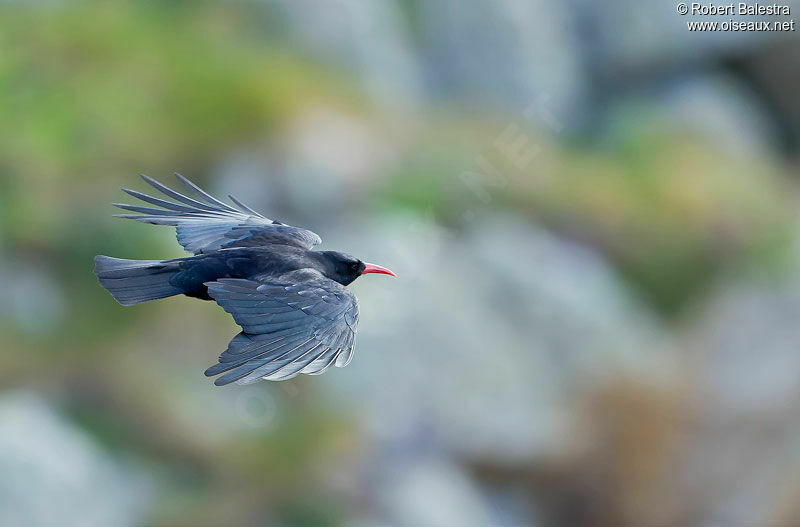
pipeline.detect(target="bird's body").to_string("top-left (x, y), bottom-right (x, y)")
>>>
top-left (172, 247), bottom-right (314, 300)
top-left (94, 174), bottom-right (394, 386)
top-left (121, 246), bottom-right (362, 301)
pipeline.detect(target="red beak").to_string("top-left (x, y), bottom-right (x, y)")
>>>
top-left (361, 262), bottom-right (396, 277)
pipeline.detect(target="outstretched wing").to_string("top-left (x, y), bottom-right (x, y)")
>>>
top-left (203, 275), bottom-right (359, 385)
top-left (113, 174), bottom-right (322, 254)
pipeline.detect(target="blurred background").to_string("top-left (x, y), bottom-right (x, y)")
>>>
top-left (1, 1), bottom-right (799, 526)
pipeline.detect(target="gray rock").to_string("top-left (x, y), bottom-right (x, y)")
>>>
top-left (0, 392), bottom-right (153, 527)
top-left (567, 0), bottom-right (798, 70)
top-left (687, 222), bottom-right (800, 413)
top-left (265, 0), bottom-right (423, 105)
top-left (677, 230), bottom-right (800, 525)
top-left (418, 0), bottom-right (586, 129)
top-left (371, 456), bottom-right (497, 527)
top-left (603, 74), bottom-right (779, 158)
top-left (0, 258), bottom-right (66, 336)
top-left (215, 108), bottom-right (399, 220)
top-left (323, 214), bottom-right (672, 462)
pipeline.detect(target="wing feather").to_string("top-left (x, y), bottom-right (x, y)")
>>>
top-left (204, 277), bottom-right (359, 385)
top-left (111, 174), bottom-right (321, 254)
top-left (299, 347), bottom-right (340, 375)
top-left (139, 174), bottom-right (220, 211)
top-left (174, 173), bottom-right (240, 212)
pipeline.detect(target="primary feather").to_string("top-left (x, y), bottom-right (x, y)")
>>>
top-left (114, 173), bottom-right (321, 254)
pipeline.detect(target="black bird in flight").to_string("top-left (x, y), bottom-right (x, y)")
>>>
top-left (94, 174), bottom-right (395, 386)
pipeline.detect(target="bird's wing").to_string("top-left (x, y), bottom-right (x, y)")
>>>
top-left (113, 174), bottom-right (322, 254)
top-left (203, 274), bottom-right (359, 385)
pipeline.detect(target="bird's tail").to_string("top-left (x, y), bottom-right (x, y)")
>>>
top-left (94, 255), bottom-right (182, 306)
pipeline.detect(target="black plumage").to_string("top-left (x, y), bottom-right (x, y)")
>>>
top-left (94, 174), bottom-right (395, 386)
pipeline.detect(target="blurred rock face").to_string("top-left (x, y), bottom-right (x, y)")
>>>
top-left (370, 455), bottom-right (498, 527)
top-left (268, 0), bottom-right (797, 151)
top-left (0, 258), bottom-right (66, 336)
top-left (327, 215), bottom-right (671, 458)
top-left (418, 0), bottom-right (585, 124)
top-left (314, 212), bottom-right (800, 526)
top-left (315, 214), bottom-right (675, 525)
top-left (680, 267), bottom-right (800, 526)
top-left (0, 392), bottom-right (152, 527)
top-left (266, 0), bottom-right (423, 104)
top-left (603, 73), bottom-right (781, 158)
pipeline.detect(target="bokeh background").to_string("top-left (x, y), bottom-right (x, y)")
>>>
top-left (2, 1), bottom-right (800, 526)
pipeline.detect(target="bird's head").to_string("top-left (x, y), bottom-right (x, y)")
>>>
top-left (317, 251), bottom-right (396, 286)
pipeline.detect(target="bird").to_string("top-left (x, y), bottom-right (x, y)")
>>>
top-left (94, 174), bottom-right (395, 386)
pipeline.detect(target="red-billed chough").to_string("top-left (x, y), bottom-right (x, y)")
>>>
top-left (94, 174), bottom-right (395, 386)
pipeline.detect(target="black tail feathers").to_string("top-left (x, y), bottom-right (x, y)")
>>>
top-left (94, 256), bottom-right (182, 306)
